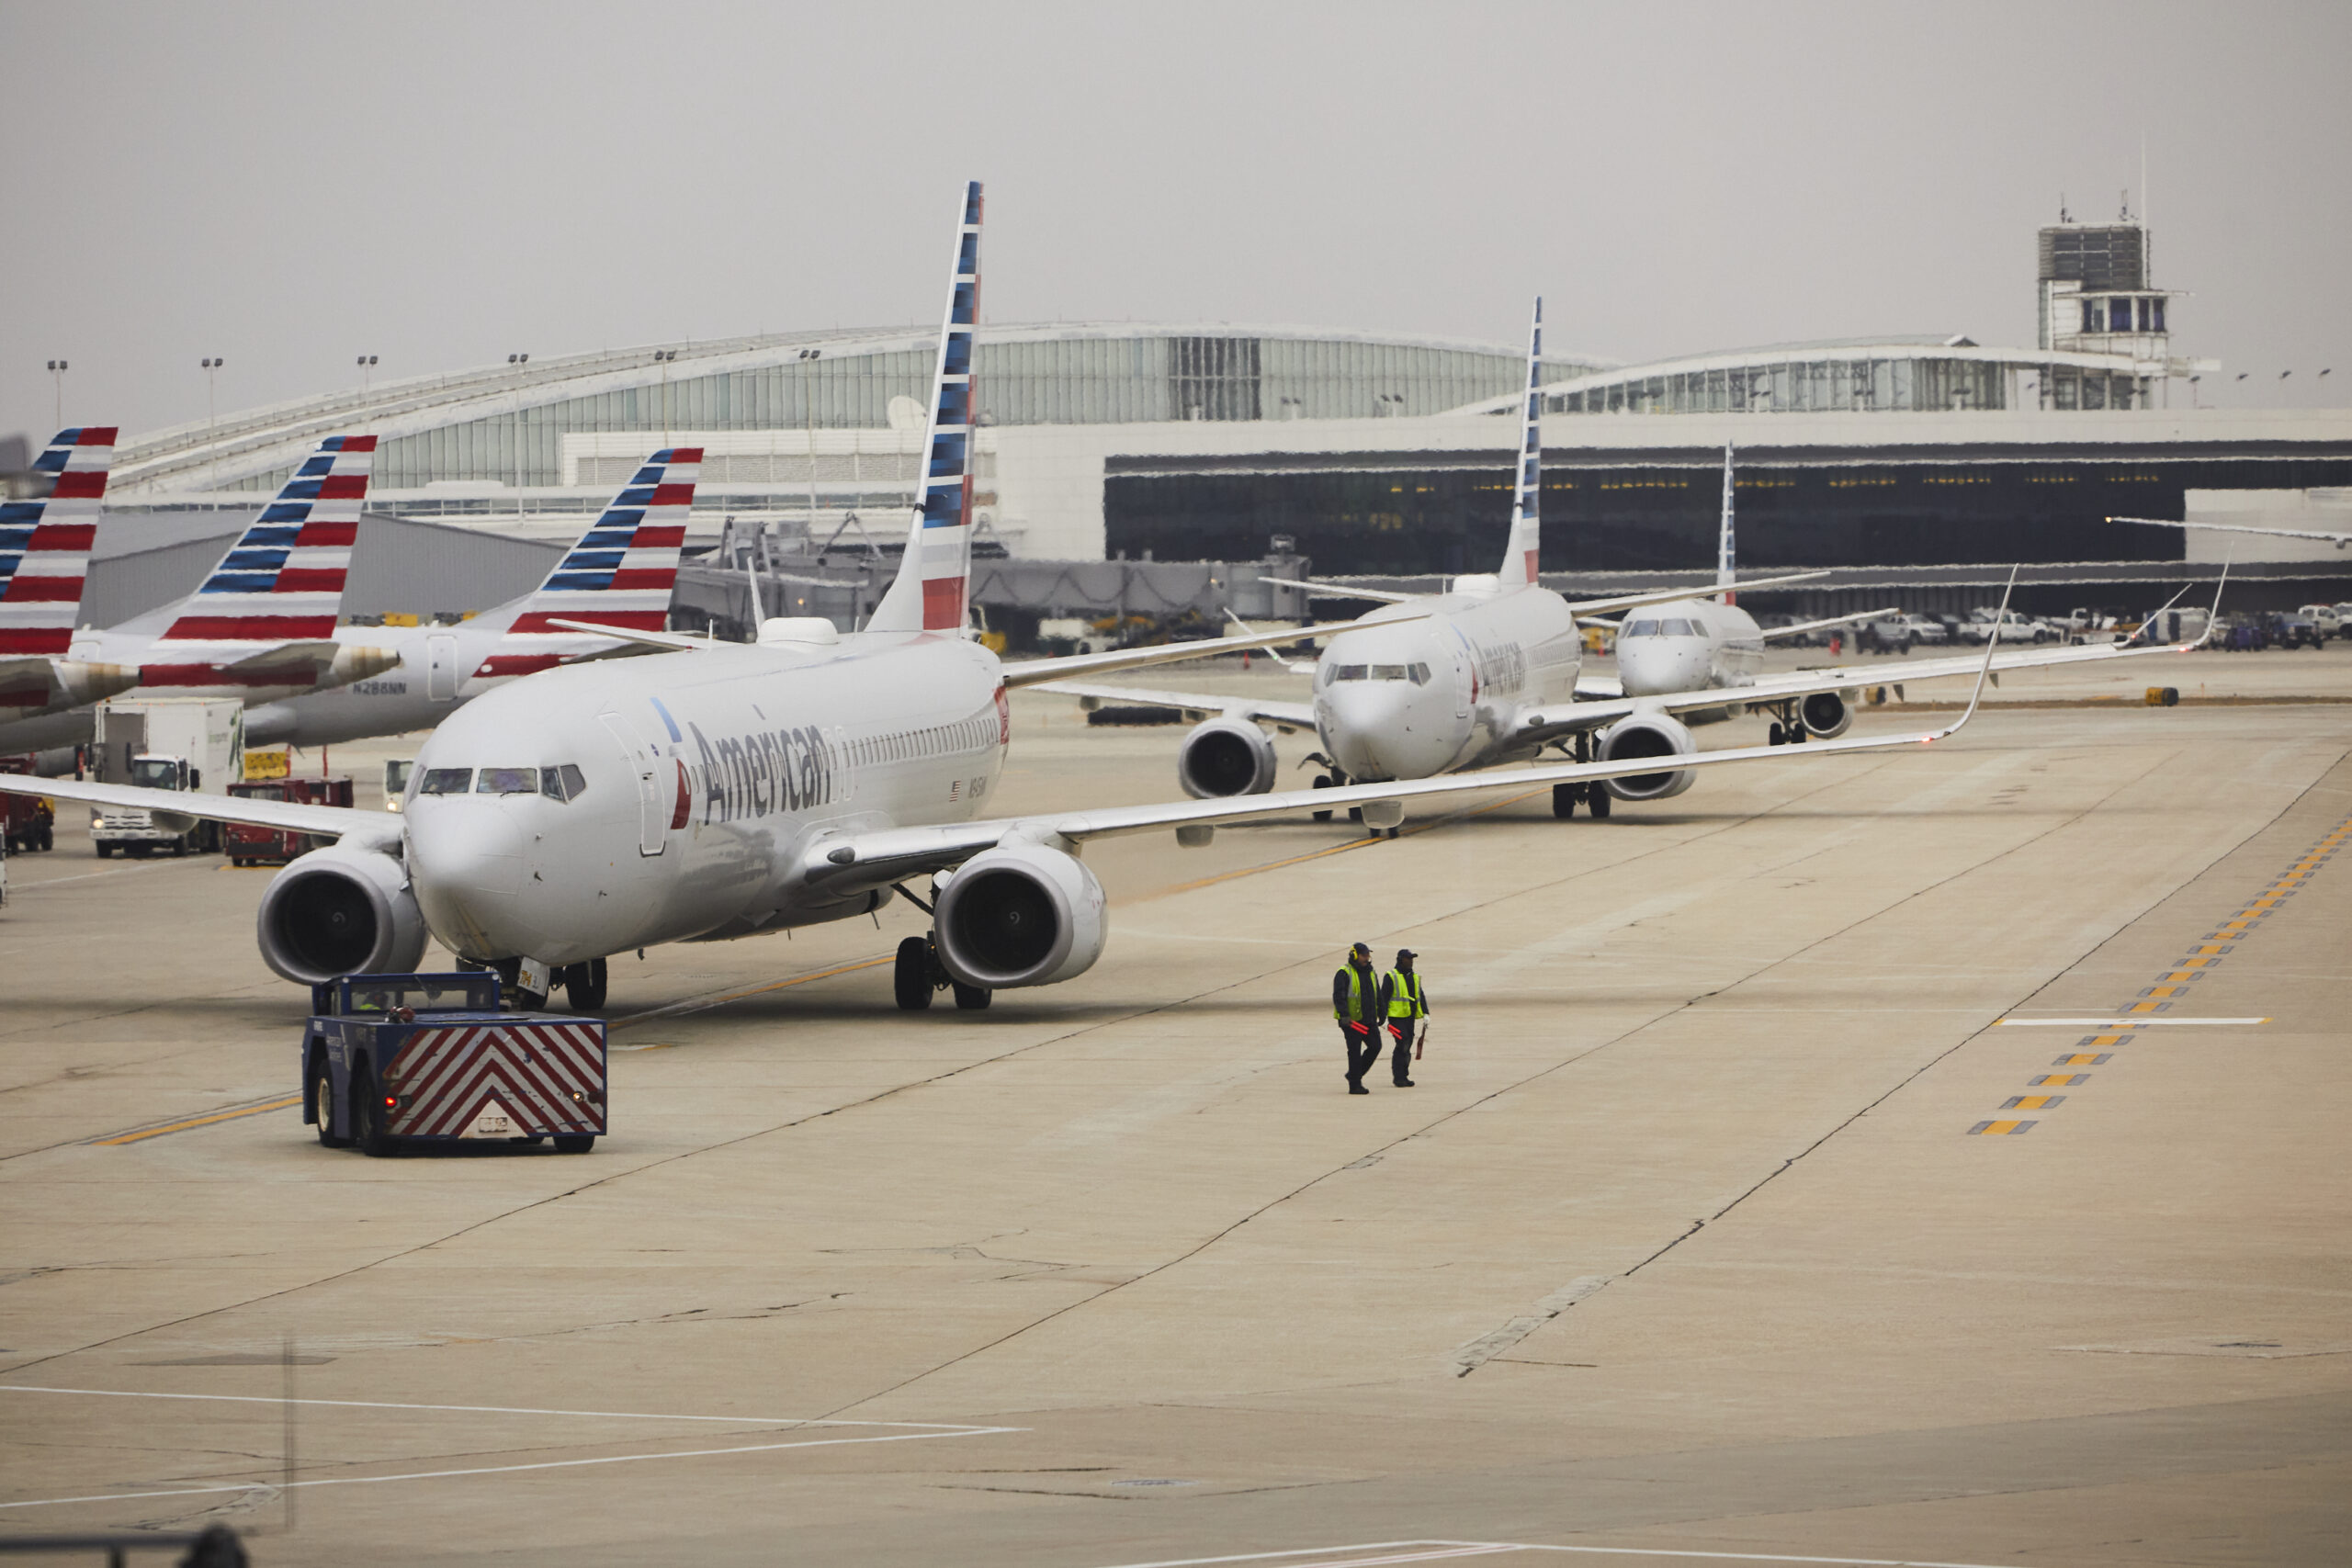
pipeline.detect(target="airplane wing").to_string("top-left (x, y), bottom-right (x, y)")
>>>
top-left (221, 639), bottom-right (347, 671)
top-left (0, 773), bottom-right (400, 849)
top-left (2110, 514), bottom-right (2351, 547)
top-left (1762, 607), bottom-right (1900, 641)
top-left (791, 689), bottom-right (1984, 898)
top-left (548, 617), bottom-right (708, 652)
top-left (1258, 575), bottom-right (1419, 604)
top-left (1029, 681), bottom-right (1317, 731)
top-left (1001, 614), bottom-right (1419, 688)
top-left (1564, 570), bottom-right (1828, 616)
top-left (1574, 673), bottom-right (1623, 699)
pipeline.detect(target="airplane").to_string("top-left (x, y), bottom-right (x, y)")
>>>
top-left (0, 428), bottom-right (137, 726)
top-left (2109, 513), bottom-right (2351, 550)
top-left (0, 435), bottom-right (399, 755)
top-left (1034, 310), bottom-right (2223, 821)
top-left (239, 448), bottom-right (701, 749)
top-left (0, 184), bottom-right (1998, 1022)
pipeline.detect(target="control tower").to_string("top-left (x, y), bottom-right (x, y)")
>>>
top-left (2036, 198), bottom-right (2186, 408)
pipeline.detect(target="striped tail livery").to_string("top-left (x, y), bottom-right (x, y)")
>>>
top-left (0, 427), bottom-right (115, 657)
top-left (1497, 297), bottom-right (1543, 590)
top-left (868, 179), bottom-right (981, 635)
top-left (476, 447), bottom-right (697, 680)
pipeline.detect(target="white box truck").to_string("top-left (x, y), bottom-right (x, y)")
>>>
top-left (89, 697), bottom-right (244, 858)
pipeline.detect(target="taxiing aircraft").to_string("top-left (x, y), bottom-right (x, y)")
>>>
top-left (1037, 310), bottom-right (2222, 819)
top-left (0, 186), bottom-right (1996, 1014)
top-left (0, 428), bottom-right (136, 726)
top-left (241, 449), bottom-right (699, 748)
top-left (0, 435), bottom-right (397, 754)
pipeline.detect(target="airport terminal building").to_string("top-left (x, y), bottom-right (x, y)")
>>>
top-left (94, 216), bottom-right (2352, 622)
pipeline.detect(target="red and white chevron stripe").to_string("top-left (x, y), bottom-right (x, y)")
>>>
top-left (384, 1021), bottom-right (606, 1138)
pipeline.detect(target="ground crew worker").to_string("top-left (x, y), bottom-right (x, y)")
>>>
top-left (1382, 949), bottom-right (1429, 1087)
top-left (1334, 942), bottom-right (1383, 1095)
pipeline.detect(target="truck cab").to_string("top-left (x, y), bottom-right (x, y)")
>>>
top-left (303, 972), bottom-right (606, 1157)
top-left (93, 752), bottom-right (209, 856)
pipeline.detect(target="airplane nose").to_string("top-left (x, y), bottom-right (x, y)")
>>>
top-left (1326, 682), bottom-right (1456, 782)
top-left (406, 802), bottom-right (529, 956)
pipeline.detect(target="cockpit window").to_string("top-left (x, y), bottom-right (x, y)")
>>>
top-left (1370, 663), bottom-right (1408, 681)
top-left (1623, 619), bottom-right (1660, 638)
top-left (417, 768), bottom-right (473, 795)
top-left (1408, 662), bottom-right (1430, 684)
top-left (540, 763), bottom-right (589, 802)
top-left (1661, 617), bottom-right (1702, 637)
top-left (1331, 663), bottom-right (1369, 682)
top-left (477, 767), bottom-right (538, 795)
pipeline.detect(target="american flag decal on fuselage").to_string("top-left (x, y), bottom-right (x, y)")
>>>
top-left (384, 1020), bottom-right (606, 1139)
top-left (918, 181), bottom-right (982, 631)
top-left (0, 427), bottom-right (115, 657)
top-left (476, 447), bottom-right (696, 681)
top-left (149, 435), bottom-right (375, 676)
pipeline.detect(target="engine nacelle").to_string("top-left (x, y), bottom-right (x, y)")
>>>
top-left (256, 842), bottom-right (429, 985)
top-left (932, 840), bottom-right (1108, 990)
top-left (1598, 713), bottom-right (1699, 801)
top-left (1799, 689), bottom-right (1853, 739)
top-left (1177, 717), bottom-right (1277, 798)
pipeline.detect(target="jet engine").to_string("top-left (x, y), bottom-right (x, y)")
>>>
top-left (256, 842), bottom-right (429, 985)
top-left (1598, 714), bottom-right (1698, 801)
top-left (1799, 689), bottom-right (1853, 739)
top-left (932, 840), bottom-right (1108, 990)
top-left (1177, 717), bottom-right (1277, 798)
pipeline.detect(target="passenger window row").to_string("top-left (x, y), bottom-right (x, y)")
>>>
top-left (848, 710), bottom-right (997, 768)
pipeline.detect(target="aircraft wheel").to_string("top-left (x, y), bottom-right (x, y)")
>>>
top-left (953, 981), bottom-right (992, 1010)
top-left (1552, 782), bottom-right (1577, 819)
top-left (894, 936), bottom-right (935, 1011)
top-left (1311, 773), bottom-right (1334, 822)
top-left (309, 1054), bottom-right (349, 1148)
top-left (1588, 786), bottom-right (1613, 820)
top-left (563, 957), bottom-right (608, 1011)
top-left (553, 1134), bottom-right (596, 1154)
top-left (1768, 722), bottom-right (1785, 746)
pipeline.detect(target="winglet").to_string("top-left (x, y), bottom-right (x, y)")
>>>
top-left (1934, 566), bottom-right (2013, 740)
top-left (2193, 555), bottom-right (2231, 648)
top-left (1716, 441), bottom-right (1736, 599)
top-left (1496, 297), bottom-right (1544, 590)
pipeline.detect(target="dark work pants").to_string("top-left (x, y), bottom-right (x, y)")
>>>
top-left (1386, 1019), bottom-right (1419, 1082)
top-left (1340, 1022), bottom-right (1382, 1086)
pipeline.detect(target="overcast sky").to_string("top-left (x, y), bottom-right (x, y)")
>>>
top-left (4, 0), bottom-right (2346, 446)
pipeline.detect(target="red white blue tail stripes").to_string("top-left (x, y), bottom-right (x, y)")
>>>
top-left (868, 180), bottom-right (982, 635)
top-left (479, 447), bottom-right (696, 679)
top-left (1498, 298), bottom-right (1543, 590)
top-left (0, 427), bottom-right (114, 657)
top-left (157, 435), bottom-right (374, 651)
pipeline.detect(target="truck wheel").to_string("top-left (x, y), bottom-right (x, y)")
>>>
top-left (1588, 786), bottom-right (1613, 820)
top-left (1552, 782), bottom-right (1577, 818)
top-left (563, 957), bottom-right (608, 1011)
top-left (310, 1055), bottom-right (350, 1149)
top-left (96, 842), bottom-right (112, 859)
top-left (894, 936), bottom-right (934, 1011)
top-left (553, 1134), bottom-right (596, 1154)
top-left (952, 980), bottom-right (992, 1010)
top-left (351, 1066), bottom-right (399, 1158)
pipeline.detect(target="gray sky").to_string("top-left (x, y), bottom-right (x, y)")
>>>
top-left (5, 0), bottom-right (2346, 446)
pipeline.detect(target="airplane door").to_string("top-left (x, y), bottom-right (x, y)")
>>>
top-left (1450, 630), bottom-right (1473, 717)
top-left (598, 712), bottom-right (667, 857)
top-left (426, 635), bottom-right (459, 701)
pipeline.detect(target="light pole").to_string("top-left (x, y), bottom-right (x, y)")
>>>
top-left (201, 357), bottom-right (225, 487)
top-left (506, 353), bottom-right (529, 495)
top-left (653, 348), bottom-right (678, 442)
top-left (46, 359), bottom-right (66, 427)
top-left (356, 354), bottom-right (378, 398)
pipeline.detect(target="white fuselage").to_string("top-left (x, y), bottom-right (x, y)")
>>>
top-left (1312, 584), bottom-right (1585, 782)
top-left (401, 632), bottom-right (1007, 966)
top-left (244, 615), bottom-right (519, 748)
top-left (1611, 597), bottom-right (1765, 701)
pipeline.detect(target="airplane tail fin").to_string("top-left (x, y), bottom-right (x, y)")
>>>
top-left (154, 435), bottom-right (376, 654)
top-left (865, 180), bottom-right (983, 636)
top-left (1716, 442), bottom-right (1736, 602)
top-left (1496, 298), bottom-right (1544, 591)
top-left (479, 447), bottom-right (699, 678)
top-left (0, 426), bottom-right (116, 656)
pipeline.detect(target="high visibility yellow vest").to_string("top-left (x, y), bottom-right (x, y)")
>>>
top-left (1335, 965), bottom-right (1375, 1022)
top-left (1386, 969), bottom-right (1426, 1018)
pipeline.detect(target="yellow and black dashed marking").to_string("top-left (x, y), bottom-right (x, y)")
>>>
top-left (1974, 809), bottom-right (2350, 1135)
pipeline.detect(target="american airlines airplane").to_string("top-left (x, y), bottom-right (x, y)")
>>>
top-left (0, 435), bottom-right (398, 754)
top-left (0, 185), bottom-right (1994, 1016)
top-left (240, 449), bottom-right (698, 748)
top-left (1039, 315), bottom-right (2222, 820)
top-left (0, 428), bottom-right (137, 726)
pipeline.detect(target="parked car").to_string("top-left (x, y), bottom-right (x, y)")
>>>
top-left (1956, 608), bottom-right (2052, 645)
top-left (2298, 604), bottom-right (2345, 640)
top-left (2270, 611), bottom-right (2324, 649)
top-left (1860, 614), bottom-right (1949, 653)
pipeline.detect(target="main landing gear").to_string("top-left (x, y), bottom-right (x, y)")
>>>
top-left (1554, 782), bottom-right (1612, 819)
top-left (894, 933), bottom-right (990, 1012)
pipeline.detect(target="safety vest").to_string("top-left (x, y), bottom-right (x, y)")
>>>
top-left (1386, 968), bottom-right (1427, 1019)
top-left (1335, 965), bottom-right (1376, 1023)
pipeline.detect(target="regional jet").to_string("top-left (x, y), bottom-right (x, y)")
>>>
top-left (0, 428), bottom-right (136, 725)
top-left (1035, 308), bottom-right (2221, 820)
top-left (0, 435), bottom-right (398, 754)
top-left (0, 185), bottom-right (1995, 1016)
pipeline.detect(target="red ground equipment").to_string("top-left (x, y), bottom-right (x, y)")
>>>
top-left (0, 756), bottom-right (55, 852)
top-left (226, 775), bottom-right (354, 866)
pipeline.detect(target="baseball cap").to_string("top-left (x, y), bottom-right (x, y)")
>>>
top-left (1350, 942), bottom-right (1372, 959)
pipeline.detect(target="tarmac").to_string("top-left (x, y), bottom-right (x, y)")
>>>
top-left (1, 645), bottom-right (2348, 1566)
